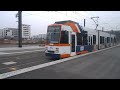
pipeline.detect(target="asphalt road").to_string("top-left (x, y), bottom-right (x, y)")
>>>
top-left (6, 45), bottom-right (120, 79)
top-left (0, 51), bottom-right (50, 74)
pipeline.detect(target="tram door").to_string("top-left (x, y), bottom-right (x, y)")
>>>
top-left (88, 35), bottom-right (93, 45)
top-left (71, 33), bottom-right (76, 56)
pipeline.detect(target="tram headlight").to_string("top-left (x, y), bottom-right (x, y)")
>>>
top-left (55, 48), bottom-right (59, 53)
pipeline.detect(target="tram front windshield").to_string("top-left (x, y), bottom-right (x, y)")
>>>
top-left (46, 26), bottom-right (61, 44)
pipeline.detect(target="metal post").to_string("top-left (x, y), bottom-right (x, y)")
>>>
top-left (18, 11), bottom-right (22, 47)
top-left (98, 30), bottom-right (100, 50)
top-left (84, 19), bottom-right (85, 27)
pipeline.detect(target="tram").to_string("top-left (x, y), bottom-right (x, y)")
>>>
top-left (45, 20), bottom-right (116, 59)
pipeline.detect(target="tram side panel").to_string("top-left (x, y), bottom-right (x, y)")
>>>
top-left (99, 31), bottom-right (109, 49)
top-left (87, 30), bottom-right (98, 51)
top-left (110, 34), bottom-right (115, 46)
top-left (98, 31), bottom-right (116, 49)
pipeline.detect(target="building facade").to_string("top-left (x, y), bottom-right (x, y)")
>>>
top-left (1, 24), bottom-right (31, 40)
top-left (3, 28), bottom-right (18, 39)
top-left (32, 34), bottom-right (46, 40)
top-left (22, 24), bottom-right (31, 39)
top-left (0, 29), bottom-right (3, 38)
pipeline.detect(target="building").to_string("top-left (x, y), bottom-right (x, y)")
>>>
top-left (38, 34), bottom-right (46, 39)
top-left (32, 34), bottom-right (46, 40)
top-left (3, 28), bottom-right (18, 39)
top-left (1, 24), bottom-right (31, 40)
top-left (0, 29), bottom-right (3, 38)
top-left (22, 24), bottom-right (31, 39)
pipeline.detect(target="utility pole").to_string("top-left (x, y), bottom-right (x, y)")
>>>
top-left (18, 11), bottom-right (22, 47)
top-left (91, 16), bottom-right (99, 30)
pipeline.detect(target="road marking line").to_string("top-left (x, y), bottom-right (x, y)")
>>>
top-left (0, 47), bottom-right (44, 51)
top-left (0, 52), bottom-right (10, 54)
top-left (2, 62), bottom-right (17, 65)
top-left (0, 44), bottom-right (120, 79)
top-left (0, 50), bottom-right (44, 55)
top-left (9, 50), bottom-right (44, 54)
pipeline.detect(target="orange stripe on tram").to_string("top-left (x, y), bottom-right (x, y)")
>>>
top-left (64, 22), bottom-right (78, 32)
top-left (48, 24), bottom-right (62, 27)
top-left (76, 51), bottom-right (88, 55)
top-left (46, 44), bottom-right (70, 46)
top-left (60, 54), bottom-right (70, 59)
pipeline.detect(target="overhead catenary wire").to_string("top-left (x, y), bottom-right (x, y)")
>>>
top-left (23, 11), bottom-right (95, 27)
top-left (23, 12), bottom-right (98, 29)
top-left (22, 12), bottom-right (55, 20)
top-left (88, 11), bottom-right (114, 30)
top-left (22, 11), bottom-right (116, 31)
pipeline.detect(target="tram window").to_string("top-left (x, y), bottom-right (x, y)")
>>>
top-left (60, 31), bottom-right (69, 44)
top-left (100, 36), bottom-right (102, 44)
top-left (107, 37), bottom-right (110, 43)
top-left (93, 35), bottom-right (96, 44)
top-left (77, 33), bottom-right (82, 45)
top-left (103, 37), bottom-right (104, 44)
top-left (89, 36), bottom-right (90, 42)
top-left (89, 36), bottom-right (90, 45)
top-left (91, 36), bottom-right (92, 45)
top-left (114, 37), bottom-right (116, 43)
top-left (111, 38), bottom-right (113, 43)
top-left (83, 34), bottom-right (88, 45)
top-left (113, 38), bottom-right (114, 43)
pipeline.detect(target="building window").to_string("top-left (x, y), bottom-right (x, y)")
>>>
top-left (24, 31), bottom-right (28, 32)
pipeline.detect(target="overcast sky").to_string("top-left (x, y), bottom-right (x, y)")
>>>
top-left (0, 11), bottom-right (120, 36)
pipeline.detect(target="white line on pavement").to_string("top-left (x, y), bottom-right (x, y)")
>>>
top-left (0, 47), bottom-right (44, 51)
top-left (0, 52), bottom-right (10, 54)
top-left (0, 50), bottom-right (44, 55)
top-left (2, 61), bottom-right (17, 65)
top-left (0, 44), bottom-right (120, 79)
